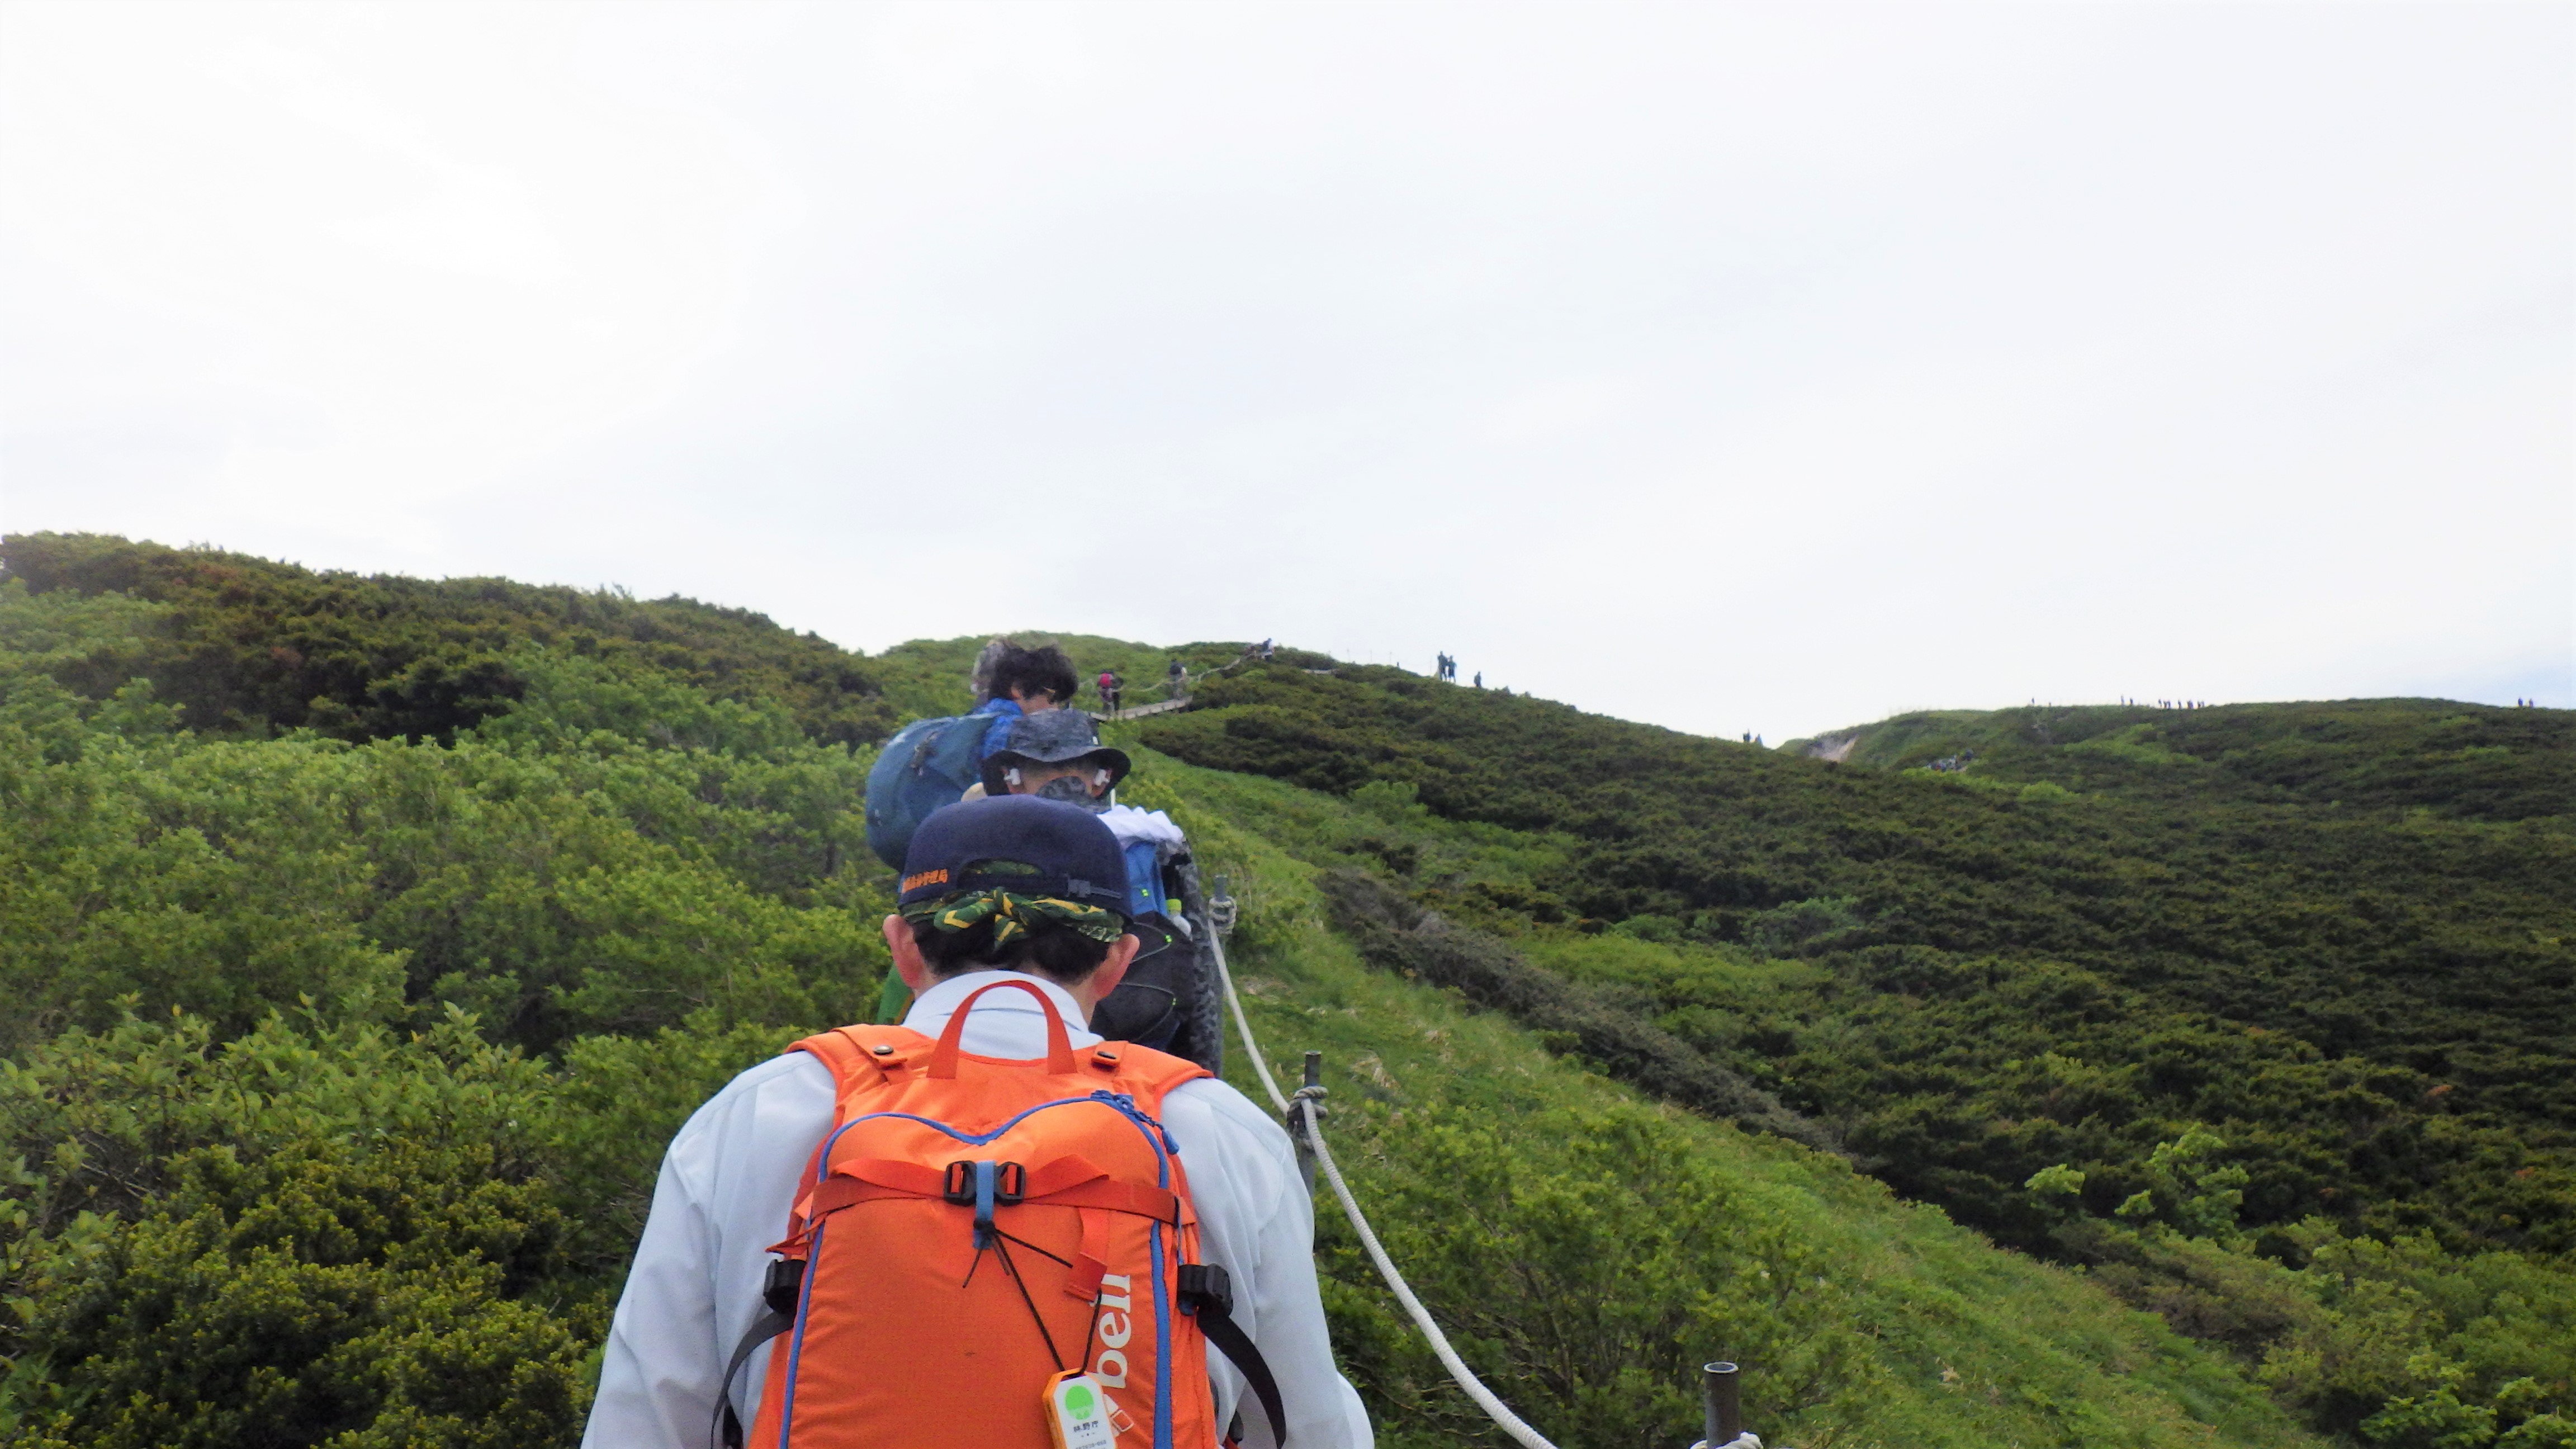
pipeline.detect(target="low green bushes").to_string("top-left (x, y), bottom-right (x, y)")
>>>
top-left (0, 1011), bottom-right (591, 1447)
top-left (5, 547), bottom-right (2565, 1446)
top-left (0, 649), bottom-right (888, 1058)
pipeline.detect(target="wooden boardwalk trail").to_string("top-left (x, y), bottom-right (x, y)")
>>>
top-left (1091, 697), bottom-right (1194, 723)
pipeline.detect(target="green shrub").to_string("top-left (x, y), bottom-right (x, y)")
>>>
top-left (0, 1008), bottom-right (597, 1447)
top-left (1323, 1103), bottom-right (1881, 1446)
top-left (0, 651), bottom-right (887, 1057)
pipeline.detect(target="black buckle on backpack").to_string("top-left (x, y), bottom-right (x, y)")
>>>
top-left (1176, 1263), bottom-right (1287, 1447)
top-left (1177, 1262), bottom-right (1234, 1318)
top-left (763, 1257), bottom-right (805, 1317)
top-left (941, 1160), bottom-right (1026, 1206)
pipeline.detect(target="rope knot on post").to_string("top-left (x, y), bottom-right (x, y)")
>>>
top-left (1287, 1082), bottom-right (1329, 1129)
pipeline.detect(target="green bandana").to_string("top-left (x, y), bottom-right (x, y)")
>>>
top-left (899, 888), bottom-right (1126, 948)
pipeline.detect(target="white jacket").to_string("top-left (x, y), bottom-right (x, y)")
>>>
top-left (1102, 803), bottom-right (1188, 851)
top-left (581, 970), bottom-right (1375, 1449)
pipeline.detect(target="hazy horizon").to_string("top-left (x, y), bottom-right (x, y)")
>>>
top-left (4, 2), bottom-right (2568, 741)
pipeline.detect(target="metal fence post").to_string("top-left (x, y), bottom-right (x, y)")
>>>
top-left (1701, 1362), bottom-right (1741, 1446)
top-left (1295, 1050), bottom-right (1323, 1191)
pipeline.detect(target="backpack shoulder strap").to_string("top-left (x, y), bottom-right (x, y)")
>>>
top-left (790, 1024), bottom-right (930, 1095)
top-left (1086, 1040), bottom-right (1213, 1112)
top-left (717, 1026), bottom-right (931, 1448)
top-left (716, 1259), bottom-right (804, 1449)
top-left (1180, 1264), bottom-right (1289, 1449)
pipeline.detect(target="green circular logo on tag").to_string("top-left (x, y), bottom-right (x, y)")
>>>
top-left (1066, 1385), bottom-right (1096, 1419)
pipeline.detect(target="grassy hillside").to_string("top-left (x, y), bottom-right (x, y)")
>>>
top-left (1, 532), bottom-right (896, 746)
top-left (1134, 664), bottom-right (2576, 1445)
top-left (1137, 669), bottom-right (2575, 1238)
top-left (1784, 700), bottom-right (2570, 821)
top-left (1109, 750), bottom-right (2317, 1448)
top-left (1, 534), bottom-right (2566, 1447)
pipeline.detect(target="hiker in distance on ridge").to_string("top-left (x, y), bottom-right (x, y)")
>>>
top-left (582, 795), bottom-right (1372, 1449)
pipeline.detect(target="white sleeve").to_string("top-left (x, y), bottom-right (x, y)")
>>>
top-left (582, 1054), bottom-right (837, 1449)
top-left (1165, 1079), bottom-right (1375, 1449)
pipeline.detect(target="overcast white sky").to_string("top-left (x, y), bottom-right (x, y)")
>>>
top-left (2, 1), bottom-right (2568, 741)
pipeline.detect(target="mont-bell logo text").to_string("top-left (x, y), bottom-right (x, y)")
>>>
top-left (1090, 1273), bottom-right (1134, 1387)
top-left (902, 868), bottom-right (950, 893)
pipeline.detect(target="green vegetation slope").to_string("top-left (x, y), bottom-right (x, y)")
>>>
top-left (2, 533), bottom-right (2566, 1448)
top-left (1137, 662), bottom-right (2575, 1445)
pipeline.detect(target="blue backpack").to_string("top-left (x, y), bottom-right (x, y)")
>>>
top-left (864, 712), bottom-right (996, 869)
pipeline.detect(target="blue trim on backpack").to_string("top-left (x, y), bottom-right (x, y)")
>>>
top-left (1081, 1090), bottom-right (1179, 1448)
top-left (1150, 1220), bottom-right (1173, 1449)
top-left (813, 1094), bottom-right (1128, 1162)
top-left (775, 1218), bottom-right (826, 1449)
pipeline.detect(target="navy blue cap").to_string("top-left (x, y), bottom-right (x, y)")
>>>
top-left (897, 794), bottom-right (1131, 918)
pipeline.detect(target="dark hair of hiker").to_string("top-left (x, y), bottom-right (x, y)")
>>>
top-left (908, 911), bottom-right (1114, 986)
top-left (986, 644), bottom-right (1079, 706)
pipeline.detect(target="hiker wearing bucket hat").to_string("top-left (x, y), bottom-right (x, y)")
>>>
top-left (944, 708), bottom-right (1220, 1071)
top-left (980, 706), bottom-right (1133, 804)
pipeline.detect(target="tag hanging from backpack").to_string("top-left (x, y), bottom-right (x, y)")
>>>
top-left (1043, 1370), bottom-right (1126, 1449)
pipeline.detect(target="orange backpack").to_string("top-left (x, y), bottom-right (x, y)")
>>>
top-left (719, 979), bottom-right (1286, 1449)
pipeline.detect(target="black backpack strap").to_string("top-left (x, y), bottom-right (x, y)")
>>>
top-left (1179, 1264), bottom-right (1287, 1448)
top-left (711, 1258), bottom-right (805, 1449)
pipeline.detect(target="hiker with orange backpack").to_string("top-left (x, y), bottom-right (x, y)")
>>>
top-left (582, 794), bottom-right (1372, 1449)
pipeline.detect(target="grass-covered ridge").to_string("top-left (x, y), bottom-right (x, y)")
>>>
top-left (1097, 747), bottom-right (2318, 1447)
top-left (1135, 662), bottom-right (2576, 1445)
top-left (1137, 667), bottom-right (2575, 1243)
top-left (1, 534), bottom-right (2567, 1447)
top-left (2, 532), bottom-right (896, 746)
top-left (1784, 699), bottom-right (2571, 821)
